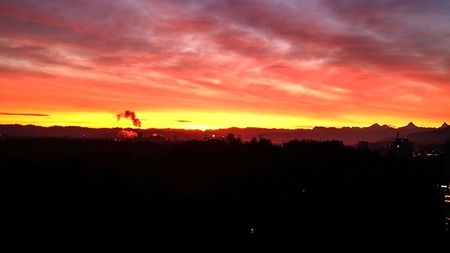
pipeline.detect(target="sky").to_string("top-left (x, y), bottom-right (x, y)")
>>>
top-left (0, 0), bottom-right (449, 129)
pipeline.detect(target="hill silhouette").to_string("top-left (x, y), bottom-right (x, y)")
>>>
top-left (0, 122), bottom-right (446, 145)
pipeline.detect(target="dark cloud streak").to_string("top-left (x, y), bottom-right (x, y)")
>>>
top-left (0, 112), bottom-right (49, 117)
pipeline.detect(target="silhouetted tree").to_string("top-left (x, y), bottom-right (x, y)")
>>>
top-left (0, 137), bottom-right (446, 243)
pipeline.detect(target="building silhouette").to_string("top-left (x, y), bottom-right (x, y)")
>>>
top-left (445, 139), bottom-right (450, 180)
top-left (390, 132), bottom-right (413, 159)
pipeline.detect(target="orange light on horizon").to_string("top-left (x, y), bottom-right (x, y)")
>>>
top-left (0, 110), bottom-right (447, 130)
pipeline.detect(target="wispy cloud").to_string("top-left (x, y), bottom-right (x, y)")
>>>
top-left (0, 0), bottom-right (449, 126)
top-left (0, 112), bottom-right (49, 117)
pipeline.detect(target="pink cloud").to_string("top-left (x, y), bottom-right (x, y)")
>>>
top-left (0, 0), bottom-right (449, 125)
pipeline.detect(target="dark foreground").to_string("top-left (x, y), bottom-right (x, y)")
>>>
top-left (1, 138), bottom-right (448, 244)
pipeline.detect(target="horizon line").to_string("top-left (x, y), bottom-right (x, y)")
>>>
top-left (0, 122), bottom-right (447, 131)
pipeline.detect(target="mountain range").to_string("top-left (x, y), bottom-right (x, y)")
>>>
top-left (1, 122), bottom-right (449, 145)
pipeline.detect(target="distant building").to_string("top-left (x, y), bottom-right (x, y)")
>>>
top-left (204, 133), bottom-right (225, 142)
top-left (445, 139), bottom-right (450, 180)
top-left (390, 132), bottom-right (413, 159)
top-left (443, 139), bottom-right (450, 231)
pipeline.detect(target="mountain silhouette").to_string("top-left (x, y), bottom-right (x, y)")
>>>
top-left (395, 122), bottom-right (432, 136)
top-left (399, 122), bottom-right (418, 130)
top-left (2, 123), bottom-right (448, 145)
top-left (367, 123), bottom-right (390, 129)
top-left (407, 126), bottom-right (450, 145)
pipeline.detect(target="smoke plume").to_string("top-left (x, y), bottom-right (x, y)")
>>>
top-left (117, 110), bottom-right (141, 128)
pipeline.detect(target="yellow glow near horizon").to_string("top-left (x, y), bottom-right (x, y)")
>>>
top-left (0, 111), bottom-right (445, 130)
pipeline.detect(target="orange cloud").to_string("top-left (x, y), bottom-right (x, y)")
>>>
top-left (0, 0), bottom-right (449, 128)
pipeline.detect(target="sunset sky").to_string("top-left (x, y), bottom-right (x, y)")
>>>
top-left (0, 0), bottom-right (449, 129)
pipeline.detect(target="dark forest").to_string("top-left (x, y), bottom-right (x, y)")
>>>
top-left (1, 137), bottom-right (448, 244)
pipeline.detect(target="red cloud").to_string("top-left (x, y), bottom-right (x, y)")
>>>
top-left (0, 0), bottom-right (449, 126)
